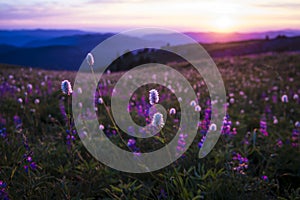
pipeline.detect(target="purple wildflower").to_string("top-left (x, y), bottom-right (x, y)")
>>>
top-left (198, 135), bottom-right (206, 148)
top-left (231, 153), bottom-right (248, 175)
top-left (176, 133), bottom-right (188, 157)
top-left (261, 175), bottom-right (268, 181)
top-left (0, 180), bottom-right (9, 200)
top-left (259, 119), bottom-right (268, 136)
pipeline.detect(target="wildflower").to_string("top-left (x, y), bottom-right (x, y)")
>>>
top-left (66, 129), bottom-right (77, 148)
top-left (30, 162), bottom-right (37, 170)
top-left (127, 126), bottom-right (135, 134)
top-left (281, 94), bottom-right (288, 103)
top-left (0, 180), bottom-right (9, 200)
top-left (273, 116), bottom-right (278, 124)
top-left (99, 124), bottom-right (105, 130)
top-left (158, 189), bottom-right (167, 199)
top-left (232, 153), bottom-right (248, 175)
top-left (34, 98), bottom-right (40, 104)
top-left (198, 135), bottom-right (206, 148)
top-left (24, 157), bottom-right (34, 171)
top-left (13, 115), bottom-right (22, 128)
top-left (98, 97), bottom-right (104, 104)
top-left (133, 152), bottom-right (141, 157)
top-left (0, 127), bottom-right (7, 138)
top-left (59, 97), bottom-right (67, 122)
top-left (79, 131), bottom-right (88, 139)
top-left (169, 108), bottom-right (176, 115)
top-left (61, 80), bottom-right (73, 95)
top-left (27, 83), bottom-right (33, 92)
top-left (86, 52), bottom-right (95, 66)
top-left (195, 105), bottom-right (201, 112)
top-left (17, 98), bottom-right (23, 104)
top-left (259, 119), bottom-right (268, 136)
top-left (295, 121), bottom-right (300, 128)
top-left (149, 89), bottom-right (159, 105)
top-left (261, 175), bottom-right (268, 181)
top-left (209, 123), bottom-right (217, 131)
top-left (291, 129), bottom-right (299, 147)
top-left (190, 100), bottom-right (197, 107)
top-left (293, 94), bottom-right (299, 100)
top-left (176, 133), bottom-right (188, 156)
top-left (127, 138), bottom-right (136, 149)
top-left (151, 112), bottom-right (164, 128)
top-left (229, 98), bottom-right (235, 104)
top-left (276, 139), bottom-right (283, 148)
top-left (77, 87), bottom-right (82, 94)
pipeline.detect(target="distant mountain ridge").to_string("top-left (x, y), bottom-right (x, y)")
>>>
top-left (0, 29), bottom-right (94, 46)
top-left (0, 29), bottom-right (300, 70)
top-left (142, 29), bottom-right (300, 45)
top-left (1, 29), bottom-right (300, 47)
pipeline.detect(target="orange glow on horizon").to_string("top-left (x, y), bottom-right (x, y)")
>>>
top-left (0, 0), bottom-right (299, 33)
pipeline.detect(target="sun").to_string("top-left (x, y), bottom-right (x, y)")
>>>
top-left (213, 16), bottom-right (235, 33)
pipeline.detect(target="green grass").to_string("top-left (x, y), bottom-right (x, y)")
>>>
top-left (0, 52), bottom-right (300, 199)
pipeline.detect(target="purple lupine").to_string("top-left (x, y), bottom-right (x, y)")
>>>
top-left (259, 119), bottom-right (268, 136)
top-left (59, 97), bottom-right (67, 121)
top-left (199, 107), bottom-right (212, 135)
top-left (276, 139), bottom-right (283, 148)
top-left (21, 131), bottom-right (37, 172)
top-left (221, 115), bottom-right (232, 135)
top-left (127, 138), bottom-right (140, 156)
top-left (291, 129), bottom-right (299, 147)
top-left (272, 94), bottom-right (278, 104)
top-left (176, 133), bottom-right (187, 157)
top-left (66, 127), bottom-right (77, 148)
top-left (0, 180), bottom-right (9, 200)
top-left (261, 175), bottom-right (268, 181)
top-left (13, 115), bottom-right (22, 129)
top-left (198, 135), bottom-right (206, 148)
top-left (127, 138), bottom-right (136, 149)
top-left (231, 153), bottom-right (248, 175)
top-left (0, 127), bottom-right (7, 138)
top-left (158, 189), bottom-right (167, 199)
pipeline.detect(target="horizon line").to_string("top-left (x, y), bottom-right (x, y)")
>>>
top-left (1, 27), bottom-right (300, 34)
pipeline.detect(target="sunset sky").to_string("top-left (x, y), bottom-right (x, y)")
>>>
top-left (0, 0), bottom-right (299, 33)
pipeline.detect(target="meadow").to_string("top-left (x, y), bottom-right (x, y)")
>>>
top-left (0, 52), bottom-right (300, 199)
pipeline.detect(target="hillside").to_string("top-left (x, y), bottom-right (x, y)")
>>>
top-left (0, 33), bottom-right (300, 70)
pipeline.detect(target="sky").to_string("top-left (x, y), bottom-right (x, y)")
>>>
top-left (0, 0), bottom-right (299, 33)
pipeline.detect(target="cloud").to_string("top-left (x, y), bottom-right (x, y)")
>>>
top-left (0, 2), bottom-right (68, 20)
top-left (255, 2), bottom-right (300, 9)
top-left (87, 0), bottom-right (144, 4)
